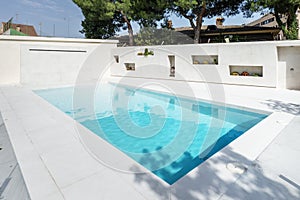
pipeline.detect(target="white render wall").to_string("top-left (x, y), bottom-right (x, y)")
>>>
top-left (1, 36), bottom-right (300, 90)
top-left (0, 39), bottom-right (21, 84)
top-left (277, 46), bottom-right (300, 90)
top-left (111, 41), bottom-right (300, 89)
top-left (0, 36), bottom-right (118, 88)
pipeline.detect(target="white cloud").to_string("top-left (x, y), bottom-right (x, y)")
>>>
top-left (44, 0), bottom-right (62, 11)
top-left (21, 0), bottom-right (43, 8)
top-left (21, 0), bottom-right (64, 12)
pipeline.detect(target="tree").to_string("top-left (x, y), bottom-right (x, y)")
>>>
top-left (135, 27), bottom-right (178, 46)
top-left (73, 0), bottom-right (121, 39)
top-left (134, 25), bottom-right (194, 46)
top-left (73, 0), bottom-right (168, 45)
top-left (115, 0), bottom-right (170, 45)
top-left (80, 13), bottom-right (122, 39)
top-left (243, 0), bottom-right (300, 40)
top-left (171, 0), bottom-right (245, 43)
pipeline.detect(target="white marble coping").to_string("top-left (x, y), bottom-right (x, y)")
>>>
top-left (0, 35), bottom-right (119, 44)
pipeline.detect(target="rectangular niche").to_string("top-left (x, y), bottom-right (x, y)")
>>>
top-left (125, 63), bottom-right (135, 71)
top-left (229, 65), bottom-right (263, 77)
top-left (168, 55), bottom-right (175, 77)
top-left (192, 55), bottom-right (218, 65)
top-left (114, 55), bottom-right (119, 63)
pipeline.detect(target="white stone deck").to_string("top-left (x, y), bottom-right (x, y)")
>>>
top-left (0, 113), bottom-right (30, 199)
top-left (0, 79), bottom-right (300, 200)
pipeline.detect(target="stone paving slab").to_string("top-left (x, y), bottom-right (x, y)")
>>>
top-left (1, 82), bottom-right (300, 200)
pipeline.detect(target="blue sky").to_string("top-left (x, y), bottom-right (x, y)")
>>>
top-left (0, 0), bottom-right (262, 38)
top-left (0, 0), bottom-right (84, 38)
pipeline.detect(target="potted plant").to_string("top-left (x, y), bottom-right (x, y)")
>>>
top-left (137, 48), bottom-right (154, 56)
top-left (144, 48), bottom-right (154, 56)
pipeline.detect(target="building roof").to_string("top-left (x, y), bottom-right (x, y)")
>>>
top-left (175, 25), bottom-right (281, 42)
top-left (175, 25), bottom-right (280, 34)
top-left (115, 14), bottom-right (282, 45)
top-left (1, 22), bottom-right (38, 36)
top-left (2, 28), bottom-right (28, 36)
top-left (246, 13), bottom-right (287, 27)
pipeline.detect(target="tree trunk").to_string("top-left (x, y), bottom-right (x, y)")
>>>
top-left (275, 5), bottom-right (298, 39)
top-left (193, 2), bottom-right (206, 44)
top-left (127, 22), bottom-right (134, 46)
top-left (274, 10), bottom-right (283, 28)
top-left (285, 5), bottom-right (298, 31)
top-left (194, 15), bottom-right (202, 43)
top-left (121, 11), bottom-right (134, 46)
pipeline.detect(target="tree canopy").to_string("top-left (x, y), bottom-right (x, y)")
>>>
top-left (171, 0), bottom-right (245, 43)
top-left (73, 0), bottom-right (169, 45)
top-left (73, 0), bottom-right (300, 44)
top-left (243, 0), bottom-right (300, 39)
top-left (134, 26), bottom-right (193, 46)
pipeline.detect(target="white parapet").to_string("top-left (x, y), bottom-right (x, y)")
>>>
top-left (1, 37), bottom-right (300, 90)
top-left (111, 40), bottom-right (300, 89)
top-left (0, 35), bottom-right (118, 88)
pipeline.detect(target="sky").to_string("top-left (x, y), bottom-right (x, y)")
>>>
top-left (0, 0), bottom-right (84, 38)
top-left (0, 0), bottom-right (262, 38)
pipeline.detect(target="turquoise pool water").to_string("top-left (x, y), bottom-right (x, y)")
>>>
top-left (35, 84), bottom-right (268, 184)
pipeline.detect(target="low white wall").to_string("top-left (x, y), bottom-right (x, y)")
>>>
top-left (0, 40), bottom-right (20, 84)
top-left (111, 42), bottom-right (279, 87)
top-left (278, 46), bottom-right (300, 90)
top-left (1, 36), bottom-right (299, 90)
top-left (0, 36), bottom-right (118, 88)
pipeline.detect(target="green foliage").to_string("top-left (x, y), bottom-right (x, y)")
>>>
top-left (171, 0), bottom-right (244, 43)
top-left (283, 18), bottom-right (298, 40)
top-left (135, 27), bottom-right (175, 46)
top-left (173, 0), bottom-right (244, 19)
top-left (135, 26), bottom-right (194, 45)
top-left (243, 0), bottom-right (300, 40)
top-left (143, 48), bottom-right (154, 56)
top-left (73, 0), bottom-right (121, 39)
top-left (144, 48), bottom-right (149, 55)
top-left (80, 17), bottom-right (120, 39)
top-left (73, 0), bottom-right (169, 41)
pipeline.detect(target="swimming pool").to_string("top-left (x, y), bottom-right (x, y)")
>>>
top-left (35, 84), bottom-right (268, 184)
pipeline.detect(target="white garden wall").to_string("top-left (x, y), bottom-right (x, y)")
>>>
top-left (0, 39), bottom-right (20, 84)
top-left (277, 46), bottom-right (300, 90)
top-left (111, 41), bottom-right (300, 89)
top-left (1, 36), bottom-right (300, 90)
top-left (0, 36), bottom-right (118, 88)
